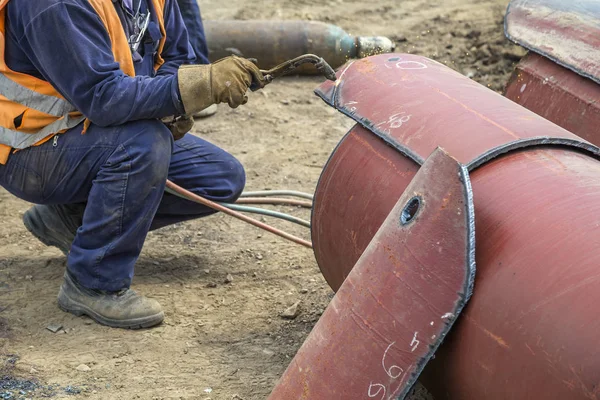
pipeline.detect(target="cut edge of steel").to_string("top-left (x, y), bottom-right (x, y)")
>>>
top-left (269, 148), bottom-right (476, 399)
top-left (504, 0), bottom-right (600, 85)
top-left (398, 149), bottom-right (476, 399)
top-left (314, 54), bottom-right (600, 171)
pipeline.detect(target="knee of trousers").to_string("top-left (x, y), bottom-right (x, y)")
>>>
top-left (123, 119), bottom-right (173, 184)
top-left (220, 156), bottom-right (246, 203)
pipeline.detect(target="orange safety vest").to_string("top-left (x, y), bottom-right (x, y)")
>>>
top-left (0, 0), bottom-right (167, 164)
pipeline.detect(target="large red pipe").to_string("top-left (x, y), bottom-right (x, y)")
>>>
top-left (308, 55), bottom-right (600, 399)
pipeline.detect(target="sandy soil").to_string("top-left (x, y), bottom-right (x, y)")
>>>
top-left (0, 0), bottom-right (526, 399)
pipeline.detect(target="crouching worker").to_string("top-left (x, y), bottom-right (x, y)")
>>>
top-left (0, 0), bottom-right (265, 328)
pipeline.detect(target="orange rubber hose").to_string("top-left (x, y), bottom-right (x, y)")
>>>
top-left (165, 180), bottom-right (313, 248)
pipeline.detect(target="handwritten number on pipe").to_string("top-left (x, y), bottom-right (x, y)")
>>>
top-left (368, 383), bottom-right (386, 399)
top-left (367, 342), bottom-right (406, 398)
top-left (382, 342), bottom-right (404, 379)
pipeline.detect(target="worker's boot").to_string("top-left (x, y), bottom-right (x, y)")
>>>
top-left (58, 272), bottom-right (164, 329)
top-left (23, 204), bottom-right (84, 255)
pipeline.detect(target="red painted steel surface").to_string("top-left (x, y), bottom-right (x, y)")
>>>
top-left (312, 126), bottom-right (419, 289)
top-left (269, 149), bottom-right (475, 400)
top-left (314, 53), bottom-right (598, 292)
top-left (505, 52), bottom-right (600, 146)
top-left (311, 54), bottom-right (600, 399)
top-left (505, 0), bottom-right (600, 84)
top-left (315, 55), bottom-right (598, 172)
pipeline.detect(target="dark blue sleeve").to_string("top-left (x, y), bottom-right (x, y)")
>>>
top-left (16, 2), bottom-right (185, 127)
top-left (155, 0), bottom-right (196, 76)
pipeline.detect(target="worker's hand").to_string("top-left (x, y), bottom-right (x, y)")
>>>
top-left (211, 56), bottom-right (266, 106)
top-left (177, 56), bottom-right (266, 115)
top-left (162, 115), bottom-right (194, 141)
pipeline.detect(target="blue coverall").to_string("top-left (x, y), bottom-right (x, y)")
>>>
top-left (0, 0), bottom-right (245, 291)
top-left (176, 0), bottom-right (210, 64)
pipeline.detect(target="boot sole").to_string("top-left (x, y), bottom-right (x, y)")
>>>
top-left (58, 289), bottom-right (164, 330)
top-left (23, 211), bottom-right (69, 256)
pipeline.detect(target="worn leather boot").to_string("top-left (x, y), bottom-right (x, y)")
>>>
top-left (58, 272), bottom-right (164, 329)
top-left (23, 204), bottom-right (84, 255)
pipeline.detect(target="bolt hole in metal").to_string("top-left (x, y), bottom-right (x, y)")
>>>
top-left (400, 196), bottom-right (421, 225)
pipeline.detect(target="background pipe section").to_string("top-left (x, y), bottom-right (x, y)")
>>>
top-left (310, 54), bottom-right (600, 399)
top-left (204, 20), bottom-right (394, 72)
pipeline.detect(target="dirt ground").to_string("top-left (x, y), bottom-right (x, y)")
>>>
top-left (0, 0), bottom-right (527, 399)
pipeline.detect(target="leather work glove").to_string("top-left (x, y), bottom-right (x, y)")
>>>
top-left (162, 115), bottom-right (194, 141)
top-left (177, 56), bottom-right (266, 115)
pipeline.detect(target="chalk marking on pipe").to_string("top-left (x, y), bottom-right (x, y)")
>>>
top-left (334, 60), bottom-right (355, 88)
top-left (410, 332), bottom-right (420, 352)
top-left (345, 100), bottom-right (358, 113)
top-left (382, 342), bottom-right (404, 379)
top-left (367, 382), bottom-right (386, 399)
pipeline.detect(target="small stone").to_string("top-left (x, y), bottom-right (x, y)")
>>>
top-left (465, 29), bottom-right (481, 39)
top-left (75, 364), bottom-right (91, 372)
top-left (204, 269), bottom-right (210, 274)
top-left (262, 349), bottom-right (275, 356)
top-left (224, 274), bottom-right (234, 284)
top-left (255, 253), bottom-right (263, 260)
top-left (25, 275), bottom-right (33, 281)
top-left (206, 282), bottom-right (218, 288)
top-left (252, 272), bottom-right (258, 278)
top-left (281, 99), bottom-right (290, 105)
top-left (300, 288), bottom-right (309, 294)
top-left (84, 319), bottom-right (93, 325)
top-left (46, 323), bottom-right (62, 333)
top-left (281, 301), bottom-right (301, 319)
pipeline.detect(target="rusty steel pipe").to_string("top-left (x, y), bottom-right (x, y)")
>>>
top-left (505, 53), bottom-right (600, 146)
top-left (503, 0), bottom-right (600, 145)
top-left (269, 148), bottom-right (476, 399)
top-left (203, 20), bottom-right (394, 73)
top-left (304, 54), bottom-right (600, 399)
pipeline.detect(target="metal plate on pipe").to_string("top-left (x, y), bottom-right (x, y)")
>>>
top-left (315, 54), bottom-right (600, 169)
top-left (505, 0), bottom-right (600, 84)
top-left (269, 148), bottom-right (475, 400)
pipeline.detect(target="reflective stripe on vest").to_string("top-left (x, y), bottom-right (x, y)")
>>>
top-left (0, 113), bottom-right (85, 149)
top-left (0, 73), bottom-right (78, 118)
